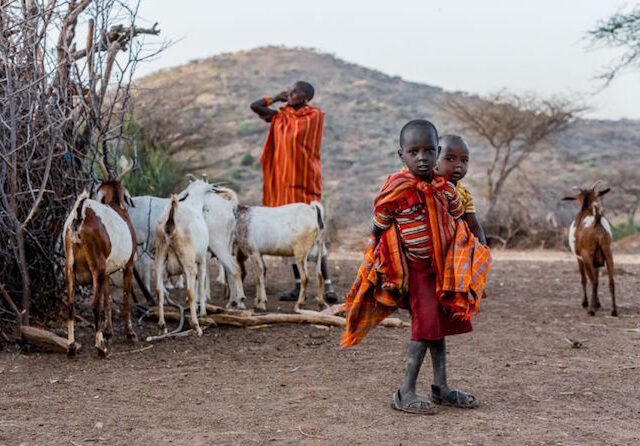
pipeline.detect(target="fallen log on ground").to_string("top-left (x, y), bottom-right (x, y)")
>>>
top-left (20, 325), bottom-right (79, 354)
top-left (147, 306), bottom-right (409, 330)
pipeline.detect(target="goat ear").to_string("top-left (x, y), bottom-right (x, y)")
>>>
top-left (118, 187), bottom-right (134, 209)
top-left (562, 195), bottom-right (577, 201)
top-left (125, 192), bottom-right (135, 208)
top-left (597, 188), bottom-right (610, 198)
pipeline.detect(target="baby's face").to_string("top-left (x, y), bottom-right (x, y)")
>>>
top-left (436, 144), bottom-right (469, 183)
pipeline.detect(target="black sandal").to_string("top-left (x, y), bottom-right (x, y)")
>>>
top-left (391, 390), bottom-right (438, 415)
top-left (431, 385), bottom-right (479, 409)
top-left (279, 287), bottom-right (301, 302)
top-left (324, 288), bottom-right (340, 304)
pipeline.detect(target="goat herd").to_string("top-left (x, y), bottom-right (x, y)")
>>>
top-left (62, 161), bottom-right (327, 356)
top-left (61, 160), bottom-right (618, 357)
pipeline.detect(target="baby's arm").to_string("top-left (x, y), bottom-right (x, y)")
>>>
top-left (463, 213), bottom-right (487, 245)
top-left (458, 185), bottom-right (487, 245)
top-left (442, 182), bottom-right (465, 220)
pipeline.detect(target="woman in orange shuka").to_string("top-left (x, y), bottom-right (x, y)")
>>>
top-left (250, 81), bottom-right (338, 303)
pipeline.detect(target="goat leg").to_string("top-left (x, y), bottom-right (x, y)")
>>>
top-left (103, 279), bottom-right (113, 341)
top-left (293, 254), bottom-right (309, 313)
top-left (253, 254), bottom-right (268, 312)
top-left (315, 243), bottom-right (327, 311)
top-left (578, 261), bottom-right (588, 308)
top-left (185, 270), bottom-right (203, 337)
top-left (589, 266), bottom-right (599, 317)
top-left (605, 249), bottom-right (617, 316)
top-left (122, 264), bottom-right (138, 342)
top-left (92, 272), bottom-right (108, 357)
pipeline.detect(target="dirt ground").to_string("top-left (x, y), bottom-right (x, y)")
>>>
top-left (1, 251), bottom-right (640, 446)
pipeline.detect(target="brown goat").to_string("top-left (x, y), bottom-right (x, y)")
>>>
top-left (563, 182), bottom-right (616, 316)
top-left (62, 163), bottom-right (137, 356)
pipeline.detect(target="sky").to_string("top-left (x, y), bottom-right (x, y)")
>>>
top-left (134, 0), bottom-right (639, 120)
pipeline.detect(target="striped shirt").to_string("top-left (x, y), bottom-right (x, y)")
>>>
top-left (373, 180), bottom-right (464, 264)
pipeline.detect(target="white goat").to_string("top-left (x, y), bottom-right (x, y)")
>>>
top-left (128, 195), bottom-right (185, 296)
top-left (235, 201), bottom-right (326, 312)
top-left (181, 179), bottom-right (247, 309)
top-left (154, 182), bottom-right (212, 336)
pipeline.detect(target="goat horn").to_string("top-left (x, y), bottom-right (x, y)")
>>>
top-left (117, 157), bottom-right (134, 181)
top-left (185, 173), bottom-right (198, 181)
top-left (97, 158), bottom-right (109, 180)
top-left (591, 180), bottom-right (605, 190)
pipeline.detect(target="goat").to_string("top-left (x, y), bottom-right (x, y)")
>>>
top-left (129, 178), bottom-right (245, 309)
top-left (128, 194), bottom-right (185, 297)
top-left (563, 181), bottom-right (617, 316)
top-left (181, 179), bottom-right (247, 309)
top-left (154, 182), bottom-right (213, 337)
top-left (62, 162), bottom-right (136, 356)
top-left (235, 201), bottom-right (326, 312)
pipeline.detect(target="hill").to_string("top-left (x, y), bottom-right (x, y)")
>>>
top-left (132, 46), bottom-right (640, 248)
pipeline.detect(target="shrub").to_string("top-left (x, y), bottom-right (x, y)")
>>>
top-left (122, 117), bottom-right (184, 197)
top-left (240, 153), bottom-right (255, 166)
top-left (612, 221), bottom-right (640, 241)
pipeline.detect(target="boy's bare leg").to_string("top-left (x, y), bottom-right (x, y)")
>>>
top-left (400, 340), bottom-right (428, 398)
top-left (429, 338), bottom-right (479, 408)
top-left (429, 339), bottom-right (450, 394)
top-left (392, 340), bottom-right (436, 413)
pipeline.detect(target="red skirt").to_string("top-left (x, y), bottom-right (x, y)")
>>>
top-left (408, 261), bottom-right (472, 341)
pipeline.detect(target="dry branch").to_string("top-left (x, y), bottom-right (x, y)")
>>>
top-left (0, 0), bottom-right (162, 330)
top-left (20, 325), bottom-right (78, 354)
top-left (147, 306), bottom-right (409, 330)
top-left (438, 91), bottom-right (583, 218)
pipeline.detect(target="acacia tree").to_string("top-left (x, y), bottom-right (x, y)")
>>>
top-left (602, 164), bottom-right (640, 226)
top-left (0, 0), bottom-right (161, 329)
top-left (438, 92), bottom-right (583, 217)
top-left (589, 6), bottom-right (640, 83)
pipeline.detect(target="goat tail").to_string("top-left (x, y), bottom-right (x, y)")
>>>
top-left (310, 200), bottom-right (325, 231)
top-left (69, 190), bottom-right (91, 238)
top-left (594, 206), bottom-right (603, 226)
top-left (215, 186), bottom-right (239, 207)
top-left (164, 194), bottom-right (179, 236)
top-left (310, 201), bottom-right (326, 279)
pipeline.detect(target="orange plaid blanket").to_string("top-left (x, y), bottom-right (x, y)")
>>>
top-left (439, 218), bottom-right (492, 320)
top-left (339, 225), bottom-right (408, 348)
top-left (341, 171), bottom-right (492, 347)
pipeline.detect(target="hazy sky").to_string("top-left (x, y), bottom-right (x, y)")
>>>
top-left (135, 0), bottom-right (639, 120)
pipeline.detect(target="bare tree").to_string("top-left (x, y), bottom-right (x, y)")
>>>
top-left (0, 0), bottom-right (162, 330)
top-left (438, 92), bottom-right (583, 216)
top-left (601, 164), bottom-right (640, 226)
top-left (589, 6), bottom-right (640, 83)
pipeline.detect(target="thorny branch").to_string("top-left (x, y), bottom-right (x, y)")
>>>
top-left (0, 0), bottom-right (162, 327)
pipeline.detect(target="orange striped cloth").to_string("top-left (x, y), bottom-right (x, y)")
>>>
top-left (339, 225), bottom-right (409, 348)
top-left (260, 104), bottom-right (324, 206)
top-left (340, 170), bottom-right (492, 347)
top-left (373, 171), bottom-right (464, 264)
